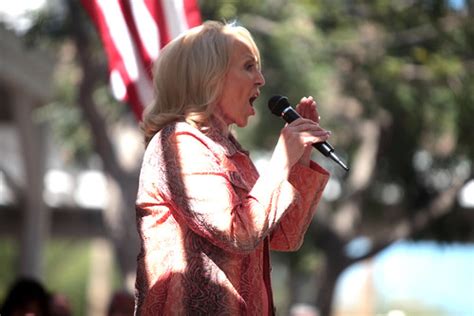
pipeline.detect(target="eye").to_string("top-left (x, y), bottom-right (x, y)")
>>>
top-left (245, 62), bottom-right (255, 71)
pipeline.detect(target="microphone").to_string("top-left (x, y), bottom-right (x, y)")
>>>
top-left (268, 95), bottom-right (349, 171)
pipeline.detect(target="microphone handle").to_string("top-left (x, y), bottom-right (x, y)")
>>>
top-left (282, 107), bottom-right (349, 171)
top-left (314, 142), bottom-right (334, 157)
top-left (282, 107), bottom-right (334, 156)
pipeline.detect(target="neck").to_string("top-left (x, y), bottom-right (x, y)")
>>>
top-left (210, 112), bottom-right (231, 137)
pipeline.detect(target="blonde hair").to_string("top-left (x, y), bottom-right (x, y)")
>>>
top-left (141, 20), bottom-right (261, 145)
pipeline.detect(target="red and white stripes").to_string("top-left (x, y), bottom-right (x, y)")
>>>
top-left (81, 0), bottom-right (201, 120)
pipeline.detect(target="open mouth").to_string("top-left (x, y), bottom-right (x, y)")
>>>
top-left (249, 96), bottom-right (258, 107)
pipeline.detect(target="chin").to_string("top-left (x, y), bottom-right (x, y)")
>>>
top-left (236, 120), bottom-right (248, 128)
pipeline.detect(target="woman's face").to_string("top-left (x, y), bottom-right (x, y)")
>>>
top-left (216, 37), bottom-right (265, 128)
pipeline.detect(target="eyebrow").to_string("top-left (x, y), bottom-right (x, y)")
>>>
top-left (243, 54), bottom-right (258, 63)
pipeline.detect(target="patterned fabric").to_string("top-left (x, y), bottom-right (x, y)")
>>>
top-left (135, 121), bottom-right (329, 315)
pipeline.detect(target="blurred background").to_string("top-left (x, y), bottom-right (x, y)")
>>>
top-left (0, 0), bottom-right (473, 315)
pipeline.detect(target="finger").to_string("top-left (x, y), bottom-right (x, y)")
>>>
top-left (297, 96), bottom-right (313, 108)
top-left (291, 124), bottom-right (325, 134)
top-left (299, 96), bottom-right (319, 122)
top-left (296, 97), bottom-right (309, 116)
top-left (309, 98), bottom-right (321, 124)
top-left (285, 118), bottom-right (315, 127)
top-left (289, 128), bottom-right (330, 144)
top-left (307, 96), bottom-right (318, 122)
top-left (301, 128), bottom-right (331, 138)
top-left (300, 129), bottom-right (331, 138)
top-left (314, 112), bottom-right (320, 125)
top-left (288, 117), bottom-right (320, 128)
top-left (308, 103), bottom-right (317, 122)
top-left (300, 131), bottom-right (331, 146)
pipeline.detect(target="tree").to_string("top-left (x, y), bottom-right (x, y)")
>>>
top-left (27, 0), bottom-right (140, 286)
top-left (25, 0), bottom-right (474, 315)
top-left (203, 1), bottom-right (474, 314)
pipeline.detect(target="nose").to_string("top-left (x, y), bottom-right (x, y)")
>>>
top-left (255, 69), bottom-right (265, 87)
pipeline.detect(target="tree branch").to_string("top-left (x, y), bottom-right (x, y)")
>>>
top-left (380, 177), bottom-right (467, 242)
top-left (68, 0), bottom-right (125, 182)
top-left (0, 166), bottom-right (24, 202)
top-left (332, 114), bottom-right (383, 236)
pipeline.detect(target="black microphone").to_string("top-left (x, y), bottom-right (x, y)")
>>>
top-left (268, 95), bottom-right (349, 172)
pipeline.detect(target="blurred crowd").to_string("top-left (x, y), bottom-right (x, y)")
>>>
top-left (0, 277), bottom-right (134, 316)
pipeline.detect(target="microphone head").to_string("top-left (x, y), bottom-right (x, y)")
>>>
top-left (268, 95), bottom-right (290, 116)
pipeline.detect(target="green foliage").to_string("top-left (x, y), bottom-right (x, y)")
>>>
top-left (36, 101), bottom-right (94, 166)
top-left (26, 0), bottom-right (473, 197)
top-left (0, 238), bottom-right (90, 316)
top-left (0, 238), bottom-right (18, 300)
top-left (198, 3), bottom-right (473, 312)
top-left (17, 0), bottom-right (474, 313)
top-left (26, 4), bottom-right (131, 167)
top-left (45, 239), bottom-right (91, 316)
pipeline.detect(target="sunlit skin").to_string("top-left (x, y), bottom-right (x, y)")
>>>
top-left (216, 36), bottom-right (265, 128)
top-left (294, 96), bottom-right (330, 167)
top-left (216, 35), bottom-right (331, 180)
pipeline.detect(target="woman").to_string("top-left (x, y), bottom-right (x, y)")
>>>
top-left (135, 21), bottom-right (330, 315)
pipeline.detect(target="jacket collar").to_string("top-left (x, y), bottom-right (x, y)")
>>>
top-left (173, 121), bottom-right (248, 157)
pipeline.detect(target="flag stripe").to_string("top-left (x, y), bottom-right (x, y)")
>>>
top-left (144, 0), bottom-right (172, 47)
top-left (82, 0), bottom-right (201, 120)
top-left (130, 0), bottom-right (160, 61)
top-left (183, 0), bottom-right (202, 28)
top-left (96, 0), bottom-right (139, 80)
top-left (95, 0), bottom-right (153, 117)
top-left (161, 0), bottom-right (189, 39)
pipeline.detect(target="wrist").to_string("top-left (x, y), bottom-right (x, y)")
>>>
top-left (298, 149), bottom-right (311, 167)
top-left (269, 153), bottom-right (290, 181)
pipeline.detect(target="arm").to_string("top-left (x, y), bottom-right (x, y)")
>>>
top-left (269, 161), bottom-right (329, 251)
top-left (140, 128), bottom-right (299, 254)
top-left (268, 96), bottom-right (330, 251)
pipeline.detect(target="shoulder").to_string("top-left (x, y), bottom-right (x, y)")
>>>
top-left (146, 121), bottom-right (216, 156)
top-left (146, 121), bottom-right (240, 161)
top-left (147, 121), bottom-right (199, 148)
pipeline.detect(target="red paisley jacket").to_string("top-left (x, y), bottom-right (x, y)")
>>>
top-left (135, 121), bottom-right (329, 315)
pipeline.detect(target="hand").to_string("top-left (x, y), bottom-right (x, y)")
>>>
top-left (270, 96), bottom-right (330, 178)
top-left (295, 96), bottom-right (324, 166)
top-left (296, 96), bottom-right (320, 124)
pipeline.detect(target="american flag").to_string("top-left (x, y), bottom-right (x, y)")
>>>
top-left (81, 0), bottom-right (202, 120)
